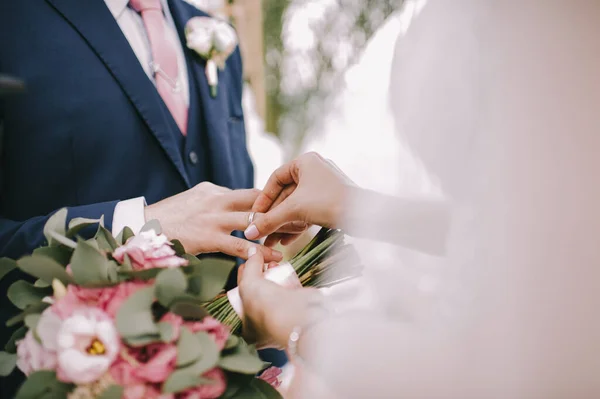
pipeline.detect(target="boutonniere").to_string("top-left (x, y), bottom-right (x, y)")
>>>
top-left (185, 17), bottom-right (238, 98)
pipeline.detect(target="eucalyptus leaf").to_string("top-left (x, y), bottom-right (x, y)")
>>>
top-left (229, 379), bottom-right (284, 399)
top-left (15, 370), bottom-right (74, 399)
top-left (66, 216), bottom-right (104, 238)
top-left (220, 372), bottom-right (254, 399)
top-left (116, 287), bottom-right (158, 339)
top-left (43, 208), bottom-right (67, 246)
top-left (98, 385), bottom-right (124, 399)
top-left (162, 373), bottom-right (212, 395)
top-left (224, 335), bottom-right (239, 350)
top-left (118, 254), bottom-right (133, 272)
top-left (155, 268), bottom-right (187, 308)
top-left (170, 239), bottom-right (186, 256)
top-left (0, 258), bottom-right (17, 282)
top-left (158, 321), bottom-right (175, 343)
top-left (7, 302), bottom-right (50, 327)
top-left (46, 231), bottom-right (77, 249)
top-left (176, 327), bottom-right (202, 367)
top-left (8, 281), bottom-right (52, 310)
top-left (188, 273), bottom-right (228, 302)
top-left (32, 246), bottom-right (72, 267)
top-left (33, 280), bottom-right (50, 288)
top-left (218, 339), bottom-right (266, 374)
top-left (140, 219), bottom-right (162, 234)
top-left (0, 351), bottom-right (17, 377)
top-left (17, 256), bottom-right (73, 285)
top-left (95, 225), bottom-right (118, 252)
top-left (116, 226), bottom-right (135, 245)
top-left (170, 301), bottom-right (208, 321)
top-left (118, 267), bottom-right (162, 282)
top-left (24, 314), bottom-right (41, 332)
top-left (5, 326), bottom-right (27, 353)
top-left (70, 239), bottom-right (112, 285)
top-left (124, 334), bottom-right (161, 347)
top-left (190, 331), bottom-right (220, 374)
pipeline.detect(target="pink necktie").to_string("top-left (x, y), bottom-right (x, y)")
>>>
top-left (130, 0), bottom-right (188, 135)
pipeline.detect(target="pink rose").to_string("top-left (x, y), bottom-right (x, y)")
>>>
top-left (16, 330), bottom-right (58, 375)
top-left (259, 367), bottom-right (283, 388)
top-left (187, 317), bottom-right (229, 350)
top-left (113, 343), bottom-right (177, 386)
top-left (179, 368), bottom-right (227, 399)
top-left (113, 231), bottom-right (188, 270)
top-left (134, 345), bottom-right (177, 383)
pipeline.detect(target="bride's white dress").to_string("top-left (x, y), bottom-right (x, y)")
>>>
top-left (296, 1), bottom-right (600, 397)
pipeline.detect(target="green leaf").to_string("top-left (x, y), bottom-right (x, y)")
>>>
top-left (118, 268), bottom-right (163, 282)
top-left (8, 280), bottom-right (52, 310)
top-left (70, 239), bottom-right (112, 285)
top-left (116, 226), bottom-right (135, 245)
top-left (186, 258), bottom-right (235, 302)
top-left (0, 351), bottom-right (17, 377)
top-left (15, 370), bottom-right (73, 399)
top-left (219, 339), bottom-right (266, 374)
top-left (155, 268), bottom-right (187, 308)
top-left (176, 327), bottom-right (202, 367)
top-left (0, 258), bottom-right (17, 282)
top-left (7, 302), bottom-right (51, 327)
top-left (32, 246), bottom-right (72, 267)
top-left (66, 216), bottom-right (104, 238)
top-left (43, 208), bottom-right (67, 246)
top-left (98, 385), bottom-right (124, 399)
top-left (170, 301), bottom-right (208, 321)
top-left (162, 373), bottom-right (211, 395)
top-left (224, 335), bottom-right (239, 350)
top-left (229, 379), bottom-right (283, 399)
top-left (141, 219), bottom-right (162, 234)
top-left (17, 256), bottom-right (73, 286)
top-left (5, 326), bottom-right (27, 353)
top-left (118, 254), bottom-right (133, 272)
top-left (158, 321), bottom-right (175, 343)
top-left (24, 313), bottom-right (41, 332)
top-left (95, 225), bottom-right (118, 252)
top-left (34, 280), bottom-right (50, 288)
top-left (191, 331), bottom-right (220, 374)
top-left (116, 287), bottom-right (159, 339)
top-left (220, 372), bottom-right (255, 399)
top-left (124, 334), bottom-right (161, 347)
top-left (171, 240), bottom-right (186, 256)
top-left (47, 231), bottom-right (77, 249)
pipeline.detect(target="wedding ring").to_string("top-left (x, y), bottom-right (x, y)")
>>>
top-left (247, 211), bottom-right (256, 227)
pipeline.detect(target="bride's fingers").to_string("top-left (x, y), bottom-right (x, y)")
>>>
top-left (216, 235), bottom-right (282, 262)
top-left (225, 188), bottom-right (261, 212)
top-left (245, 200), bottom-right (295, 240)
top-left (218, 211), bottom-right (264, 232)
top-left (252, 164), bottom-right (296, 213)
top-left (267, 184), bottom-right (297, 212)
top-left (275, 221), bottom-right (308, 234)
top-left (243, 248), bottom-right (265, 281)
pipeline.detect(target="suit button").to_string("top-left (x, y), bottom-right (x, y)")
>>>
top-left (189, 151), bottom-right (198, 165)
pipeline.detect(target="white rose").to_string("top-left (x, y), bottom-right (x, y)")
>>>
top-left (212, 21), bottom-right (237, 54)
top-left (186, 17), bottom-right (217, 58)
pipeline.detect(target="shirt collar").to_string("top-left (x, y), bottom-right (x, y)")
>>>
top-left (104, 0), bottom-right (129, 19)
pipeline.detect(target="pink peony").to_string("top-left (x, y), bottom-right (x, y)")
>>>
top-left (113, 231), bottom-right (188, 270)
top-left (112, 342), bottom-right (177, 386)
top-left (259, 367), bottom-right (283, 388)
top-left (179, 368), bottom-right (227, 399)
top-left (102, 281), bottom-right (151, 318)
top-left (16, 330), bottom-right (58, 375)
top-left (134, 345), bottom-right (178, 383)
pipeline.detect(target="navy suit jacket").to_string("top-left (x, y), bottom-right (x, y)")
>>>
top-left (0, 0), bottom-right (278, 394)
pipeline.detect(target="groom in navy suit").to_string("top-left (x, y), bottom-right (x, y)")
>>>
top-left (0, 0), bottom-right (285, 393)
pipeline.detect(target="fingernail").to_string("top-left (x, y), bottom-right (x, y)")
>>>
top-left (272, 249), bottom-right (283, 260)
top-left (244, 225), bottom-right (259, 240)
top-left (248, 246), bottom-right (257, 257)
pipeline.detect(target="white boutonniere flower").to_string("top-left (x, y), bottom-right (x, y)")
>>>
top-left (185, 16), bottom-right (238, 98)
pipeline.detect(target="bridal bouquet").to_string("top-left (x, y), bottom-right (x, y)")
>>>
top-left (206, 228), bottom-right (363, 334)
top-left (0, 210), bottom-right (282, 399)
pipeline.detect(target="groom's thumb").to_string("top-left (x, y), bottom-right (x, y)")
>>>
top-left (244, 205), bottom-right (292, 240)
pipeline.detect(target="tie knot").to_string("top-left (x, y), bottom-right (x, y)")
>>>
top-left (129, 0), bottom-right (162, 12)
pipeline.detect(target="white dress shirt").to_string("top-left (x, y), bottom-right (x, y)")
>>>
top-left (104, 0), bottom-right (191, 236)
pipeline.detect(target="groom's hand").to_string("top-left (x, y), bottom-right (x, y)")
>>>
top-left (144, 182), bottom-right (283, 262)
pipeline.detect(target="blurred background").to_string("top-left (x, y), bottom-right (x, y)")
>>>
top-left (185, 0), bottom-right (433, 197)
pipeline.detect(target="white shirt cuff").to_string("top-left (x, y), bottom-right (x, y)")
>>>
top-left (112, 197), bottom-right (147, 237)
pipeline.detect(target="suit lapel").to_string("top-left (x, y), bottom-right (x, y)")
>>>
top-left (168, 0), bottom-right (236, 189)
top-left (46, 0), bottom-right (191, 187)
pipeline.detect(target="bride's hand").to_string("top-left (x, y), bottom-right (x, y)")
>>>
top-left (244, 152), bottom-right (353, 243)
top-left (238, 248), bottom-right (321, 349)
